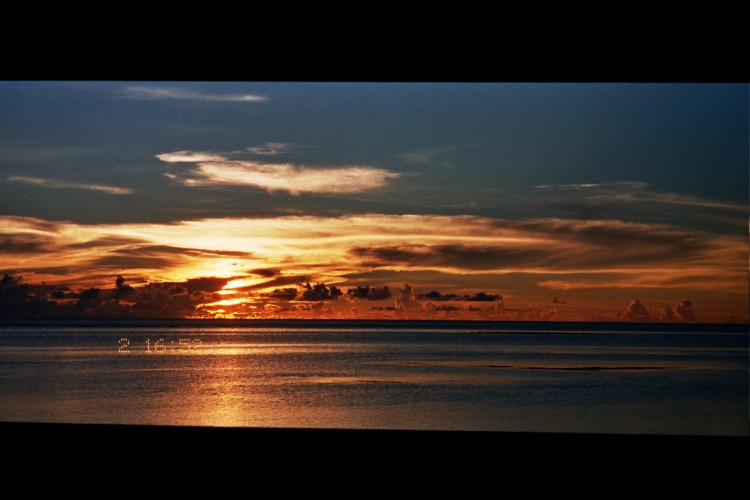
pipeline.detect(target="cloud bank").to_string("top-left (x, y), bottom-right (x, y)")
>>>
top-left (0, 213), bottom-right (745, 322)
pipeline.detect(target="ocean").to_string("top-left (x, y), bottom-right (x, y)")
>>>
top-left (0, 319), bottom-right (747, 436)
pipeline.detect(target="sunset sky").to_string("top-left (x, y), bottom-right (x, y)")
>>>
top-left (0, 81), bottom-right (747, 322)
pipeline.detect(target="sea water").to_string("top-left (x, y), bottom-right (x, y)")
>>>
top-left (0, 319), bottom-right (747, 436)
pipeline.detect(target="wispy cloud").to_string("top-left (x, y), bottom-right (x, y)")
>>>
top-left (245, 143), bottom-right (296, 155)
top-left (155, 151), bottom-right (227, 163)
top-left (157, 149), bottom-right (400, 195)
top-left (7, 176), bottom-right (132, 195)
top-left (535, 181), bottom-right (746, 211)
top-left (120, 85), bottom-right (266, 103)
top-left (397, 146), bottom-right (455, 166)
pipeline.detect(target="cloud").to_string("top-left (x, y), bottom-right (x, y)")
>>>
top-left (0, 273), bottom-right (233, 319)
top-left (267, 288), bottom-right (297, 301)
top-left (660, 300), bottom-right (696, 322)
top-left (395, 284), bottom-right (421, 311)
top-left (623, 299), bottom-right (651, 321)
top-left (351, 244), bottom-right (554, 270)
top-left (397, 147), bottom-right (453, 165)
top-left (1, 214), bottom-right (744, 315)
top-left (349, 217), bottom-right (718, 271)
top-left (430, 304), bottom-right (460, 312)
top-left (156, 150), bottom-right (400, 195)
top-left (535, 181), bottom-right (746, 212)
top-left (346, 285), bottom-right (392, 300)
top-left (120, 85), bottom-right (266, 102)
top-left (156, 151), bottom-right (228, 163)
top-left (91, 255), bottom-right (176, 269)
top-left (675, 299), bottom-right (696, 322)
top-left (7, 176), bottom-right (132, 195)
top-left (0, 233), bottom-right (54, 253)
top-left (299, 282), bottom-right (343, 301)
top-left (248, 268), bottom-right (277, 278)
top-left (415, 290), bottom-right (501, 301)
top-left (246, 143), bottom-right (295, 155)
top-left (232, 275), bottom-right (311, 292)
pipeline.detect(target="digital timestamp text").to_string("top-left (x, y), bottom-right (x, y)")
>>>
top-left (118, 337), bottom-right (203, 353)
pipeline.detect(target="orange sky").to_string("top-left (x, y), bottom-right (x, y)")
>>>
top-left (1, 213), bottom-right (746, 323)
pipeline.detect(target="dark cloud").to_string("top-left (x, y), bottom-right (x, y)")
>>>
top-left (91, 255), bottom-right (175, 269)
top-left (63, 236), bottom-right (145, 249)
top-left (675, 300), bottom-right (695, 322)
top-left (299, 282), bottom-right (343, 301)
top-left (16, 266), bottom-right (74, 276)
top-left (418, 291), bottom-right (441, 300)
top-left (183, 277), bottom-right (235, 293)
top-left (267, 288), bottom-right (297, 301)
top-left (624, 299), bottom-right (650, 321)
top-left (350, 217), bottom-right (715, 272)
top-left (77, 287), bottom-right (100, 301)
top-left (351, 244), bottom-right (553, 270)
top-left (511, 219), bottom-right (711, 255)
top-left (415, 290), bottom-right (501, 301)
top-left (346, 285), bottom-right (391, 300)
top-left (430, 304), bottom-right (460, 312)
top-left (0, 233), bottom-right (54, 254)
top-left (235, 275), bottom-right (311, 292)
top-left (248, 268), bottom-right (277, 278)
top-left (466, 292), bottom-right (501, 301)
top-left (104, 244), bottom-right (253, 260)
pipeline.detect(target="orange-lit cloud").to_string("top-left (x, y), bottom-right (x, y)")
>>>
top-left (157, 150), bottom-right (400, 195)
top-left (1, 214), bottom-right (744, 287)
top-left (0, 213), bottom-right (746, 322)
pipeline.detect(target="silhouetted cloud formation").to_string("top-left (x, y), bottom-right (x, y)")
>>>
top-left (675, 300), bottom-right (695, 322)
top-left (299, 282), bottom-right (343, 301)
top-left (662, 299), bottom-right (696, 322)
top-left (249, 268), bottom-right (277, 278)
top-left (624, 299), bottom-right (651, 321)
top-left (430, 304), bottom-right (460, 312)
top-left (183, 277), bottom-right (235, 293)
top-left (346, 285), bottom-right (391, 300)
top-left (415, 290), bottom-right (501, 301)
top-left (267, 288), bottom-right (297, 301)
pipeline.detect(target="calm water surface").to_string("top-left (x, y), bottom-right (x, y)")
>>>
top-left (0, 320), bottom-right (747, 435)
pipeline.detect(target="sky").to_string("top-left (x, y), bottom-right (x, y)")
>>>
top-left (0, 81), bottom-right (747, 322)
